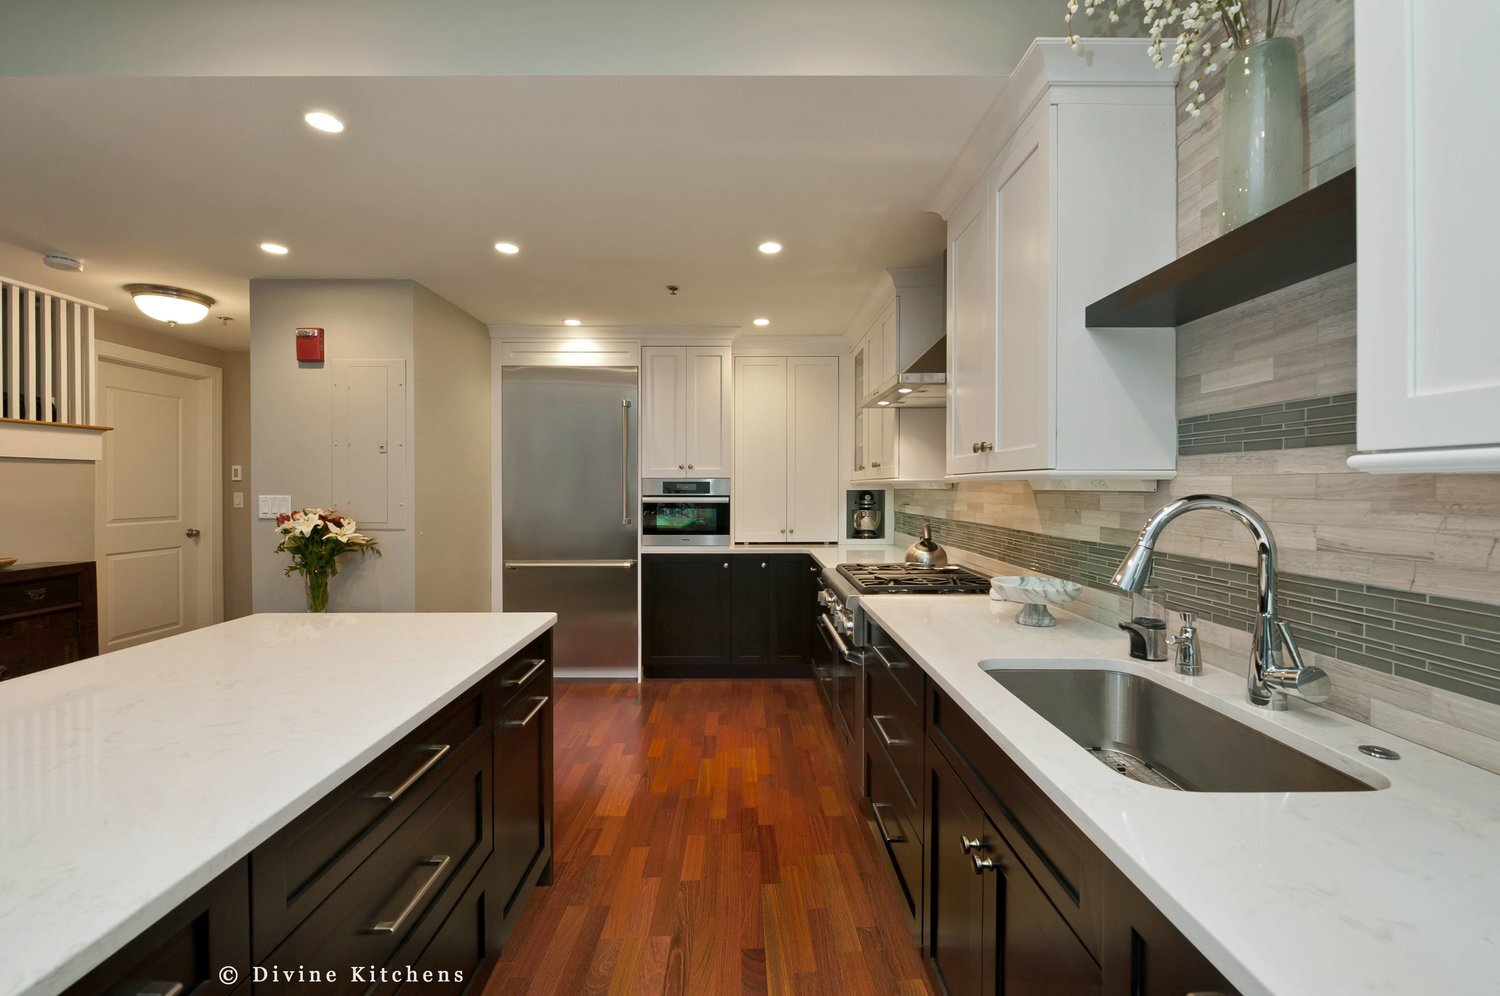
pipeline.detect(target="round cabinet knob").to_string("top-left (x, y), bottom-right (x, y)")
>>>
top-left (971, 442), bottom-right (981, 453)
top-left (678, 464), bottom-right (685, 470)
top-left (761, 562), bottom-right (767, 568)
top-left (185, 528), bottom-right (201, 538)
top-left (872, 461), bottom-right (881, 468)
top-left (780, 528), bottom-right (786, 534)
top-left (788, 529), bottom-right (795, 535)
top-left (687, 464), bottom-right (694, 470)
top-left (971, 853), bottom-right (999, 875)
top-left (959, 835), bottom-right (983, 854)
top-left (723, 562), bottom-right (729, 569)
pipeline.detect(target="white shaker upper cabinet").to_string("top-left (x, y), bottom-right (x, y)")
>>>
top-left (1349, 0), bottom-right (1500, 474)
top-left (640, 345), bottom-right (732, 477)
top-left (935, 39), bottom-right (1178, 483)
top-left (733, 355), bottom-right (839, 543)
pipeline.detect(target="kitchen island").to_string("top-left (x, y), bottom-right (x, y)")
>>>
top-left (0, 611), bottom-right (556, 996)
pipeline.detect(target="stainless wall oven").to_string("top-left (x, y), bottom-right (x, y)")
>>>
top-left (641, 478), bottom-right (731, 546)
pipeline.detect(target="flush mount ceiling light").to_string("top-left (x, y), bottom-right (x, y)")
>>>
top-left (304, 110), bottom-right (345, 134)
top-left (563, 318), bottom-right (582, 327)
top-left (259, 242), bottom-right (289, 255)
top-left (125, 284), bottom-right (215, 326)
top-left (758, 241), bottom-right (782, 255)
top-left (494, 242), bottom-right (520, 255)
top-left (752, 317), bottom-right (770, 326)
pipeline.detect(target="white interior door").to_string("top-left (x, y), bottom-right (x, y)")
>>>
top-left (96, 351), bottom-right (219, 651)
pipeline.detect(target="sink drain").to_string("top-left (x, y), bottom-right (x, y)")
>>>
top-left (1087, 747), bottom-right (1184, 790)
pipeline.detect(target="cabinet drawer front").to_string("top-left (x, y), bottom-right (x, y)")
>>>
top-left (866, 658), bottom-right (923, 814)
top-left (871, 640), bottom-right (925, 708)
top-left (491, 639), bottom-right (550, 714)
top-left (494, 684), bottom-right (552, 916)
top-left (389, 856), bottom-right (499, 995)
top-left (259, 742), bottom-right (493, 991)
top-left (930, 686), bottom-right (1103, 959)
top-left (251, 689), bottom-right (485, 959)
top-left (865, 737), bottom-right (922, 930)
top-left (64, 861), bottom-right (249, 996)
top-left (0, 575), bottom-right (81, 616)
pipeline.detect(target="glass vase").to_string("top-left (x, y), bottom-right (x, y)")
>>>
top-left (1218, 36), bottom-right (1305, 233)
top-left (304, 569), bottom-right (330, 613)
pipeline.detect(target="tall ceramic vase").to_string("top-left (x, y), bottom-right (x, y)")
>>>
top-left (1218, 35), bottom-right (1305, 233)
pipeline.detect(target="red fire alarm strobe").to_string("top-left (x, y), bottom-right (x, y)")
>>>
top-left (295, 327), bottom-right (325, 363)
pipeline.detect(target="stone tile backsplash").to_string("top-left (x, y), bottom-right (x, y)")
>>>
top-left (1177, 393), bottom-right (1356, 455)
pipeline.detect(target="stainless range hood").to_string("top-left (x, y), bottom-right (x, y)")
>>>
top-left (864, 336), bottom-right (947, 408)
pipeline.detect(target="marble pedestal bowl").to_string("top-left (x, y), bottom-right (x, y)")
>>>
top-left (990, 576), bottom-right (1084, 627)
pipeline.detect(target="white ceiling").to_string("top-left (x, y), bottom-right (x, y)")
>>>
top-left (0, 76), bottom-right (1007, 348)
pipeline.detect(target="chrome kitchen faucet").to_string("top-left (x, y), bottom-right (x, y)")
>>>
top-left (1111, 495), bottom-right (1331, 711)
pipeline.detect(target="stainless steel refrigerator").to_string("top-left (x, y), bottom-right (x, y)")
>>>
top-left (501, 364), bottom-right (638, 675)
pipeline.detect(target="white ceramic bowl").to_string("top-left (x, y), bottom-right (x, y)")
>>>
top-left (989, 576), bottom-right (1083, 627)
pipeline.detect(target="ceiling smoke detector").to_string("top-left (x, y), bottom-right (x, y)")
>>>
top-left (43, 252), bottom-right (82, 272)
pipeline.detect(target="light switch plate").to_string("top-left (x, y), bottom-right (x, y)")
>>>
top-left (258, 494), bottom-right (292, 520)
top-left (230, 464), bottom-right (243, 482)
top-left (232, 492), bottom-right (244, 509)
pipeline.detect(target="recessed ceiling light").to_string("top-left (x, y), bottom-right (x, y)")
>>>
top-left (304, 111), bottom-right (345, 134)
top-left (494, 242), bottom-right (520, 255)
top-left (563, 319), bottom-right (582, 327)
top-left (897, 387), bottom-right (914, 394)
top-left (259, 242), bottom-right (289, 255)
top-left (758, 241), bottom-right (782, 255)
top-left (876, 400), bottom-right (892, 407)
top-left (124, 284), bottom-right (215, 326)
top-left (752, 317), bottom-right (770, 327)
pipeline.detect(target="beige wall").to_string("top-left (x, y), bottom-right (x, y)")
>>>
top-left (899, 1), bottom-right (1500, 773)
top-left (0, 315), bottom-right (251, 620)
top-left (249, 280), bottom-right (416, 612)
top-left (413, 283), bottom-right (491, 611)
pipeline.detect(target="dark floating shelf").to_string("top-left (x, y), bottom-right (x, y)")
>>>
top-left (1086, 168), bottom-right (1355, 329)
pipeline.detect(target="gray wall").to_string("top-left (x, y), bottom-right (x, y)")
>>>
top-left (898, 1), bottom-right (1500, 774)
top-left (249, 280), bottom-right (416, 612)
top-left (413, 283), bottom-right (491, 611)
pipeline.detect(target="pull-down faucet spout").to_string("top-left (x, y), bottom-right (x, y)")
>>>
top-left (1110, 495), bottom-right (1330, 710)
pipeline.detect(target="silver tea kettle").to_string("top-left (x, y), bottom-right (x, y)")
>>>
top-left (905, 523), bottom-right (948, 568)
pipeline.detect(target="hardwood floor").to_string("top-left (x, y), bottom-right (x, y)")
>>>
top-left (486, 679), bottom-right (934, 996)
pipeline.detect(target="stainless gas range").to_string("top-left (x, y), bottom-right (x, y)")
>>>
top-left (813, 562), bottom-right (991, 791)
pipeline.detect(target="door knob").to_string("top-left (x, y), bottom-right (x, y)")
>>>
top-left (185, 528), bottom-right (201, 538)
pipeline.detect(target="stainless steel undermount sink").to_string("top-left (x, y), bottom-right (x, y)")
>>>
top-left (981, 664), bottom-right (1380, 793)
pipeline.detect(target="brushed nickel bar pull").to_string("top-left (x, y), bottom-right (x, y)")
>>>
top-left (501, 658), bottom-right (546, 687)
top-left (134, 983), bottom-right (184, 996)
top-left (369, 854), bottom-right (450, 934)
top-left (621, 399), bottom-right (633, 526)
top-left (368, 744), bottom-right (450, 803)
top-left (871, 714), bottom-right (907, 748)
top-left (870, 802), bottom-right (906, 845)
top-left (501, 696), bottom-right (549, 729)
top-left (504, 559), bottom-right (636, 570)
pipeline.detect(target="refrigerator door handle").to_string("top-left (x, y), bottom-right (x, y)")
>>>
top-left (504, 560), bottom-right (637, 570)
top-left (621, 399), bottom-right (633, 527)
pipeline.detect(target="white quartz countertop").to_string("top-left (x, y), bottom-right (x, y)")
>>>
top-left (859, 594), bottom-right (1500, 996)
top-left (641, 544), bottom-right (908, 568)
top-left (0, 611), bottom-right (556, 996)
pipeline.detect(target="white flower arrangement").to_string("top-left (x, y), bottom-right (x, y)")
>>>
top-left (1064, 0), bottom-right (1292, 117)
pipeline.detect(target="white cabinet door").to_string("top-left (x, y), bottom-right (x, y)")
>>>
top-left (879, 300), bottom-right (899, 385)
top-left (990, 111), bottom-right (1053, 472)
top-left (947, 178), bottom-right (996, 474)
top-left (641, 346), bottom-right (685, 477)
top-left (732, 355), bottom-right (788, 541)
top-left (1351, 0), bottom-right (1500, 471)
top-left (853, 407), bottom-right (868, 478)
top-left (786, 356), bottom-right (840, 541)
top-left (864, 322), bottom-right (885, 402)
top-left (684, 346), bottom-right (732, 475)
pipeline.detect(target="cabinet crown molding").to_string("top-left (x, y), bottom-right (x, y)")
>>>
top-left (929, 38), bottom-right (1178, 220)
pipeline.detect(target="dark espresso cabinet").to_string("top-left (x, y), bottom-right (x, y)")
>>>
top-left (643, 553), bottom-right (816, 678)
top-left (853, 624), bottom-right (1236, 996)
top-left (64, 629), bottom-right (555, 996)
top-left (0, 561), bottom-right (98, 681)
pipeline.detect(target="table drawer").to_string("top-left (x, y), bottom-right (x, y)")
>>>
top-left (866, 656), bottom-right (923, 816)
top-left (257, 741), bottom-right (493, 993)
top-left (250, 688), bottom-right (485, 959)
top-left (63, 861), bottom-right (248, 996)
top-left (0, 575), bottom-right (80, 617)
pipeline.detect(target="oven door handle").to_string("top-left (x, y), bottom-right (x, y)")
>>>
top-left (818, 614), bottom-right (850, 657)
top-left (641, 495), bottom-right (730, 504)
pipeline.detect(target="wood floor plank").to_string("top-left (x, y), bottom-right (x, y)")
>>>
top-left (485, 679), bottom-right (934, 996)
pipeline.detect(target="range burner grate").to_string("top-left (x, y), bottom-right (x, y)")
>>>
top-left (837, 563), bottom-right (992, 595)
